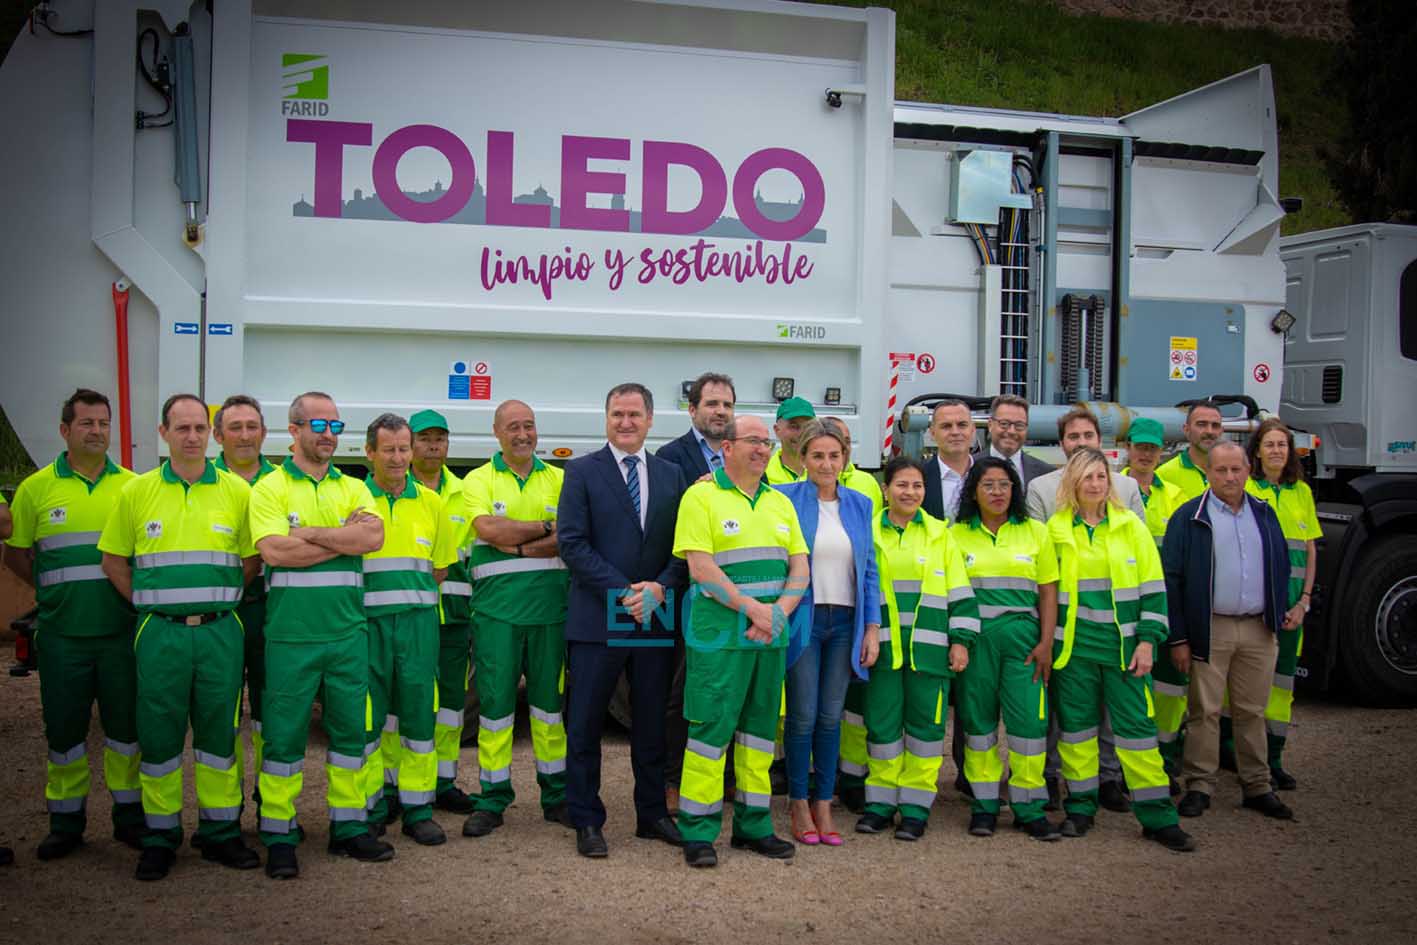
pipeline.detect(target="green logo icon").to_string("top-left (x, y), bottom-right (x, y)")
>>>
top-left (777, 324), bottom-right (789, 338)
top-left (282, 54), bottom-right (328, 100)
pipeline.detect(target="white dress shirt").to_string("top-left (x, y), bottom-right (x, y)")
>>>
top-left (607, 442), bottom-right (649, 529)
top-left (990, 445), bottom-right (1025, 484)
top-left (937, 454), bottom-right (973, 523)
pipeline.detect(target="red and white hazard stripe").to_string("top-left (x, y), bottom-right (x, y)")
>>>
top-left (882, 358), bottom-right (900, 459)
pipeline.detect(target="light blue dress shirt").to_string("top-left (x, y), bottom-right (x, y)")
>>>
top-left (1207, 491), bottom-right (1266, 616)
top-left (692, 427), bottom-right (723, 470)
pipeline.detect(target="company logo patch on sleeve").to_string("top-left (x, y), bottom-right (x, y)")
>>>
top-left (287, 512), bottom-right (301, 527)
top-left (965, 553), bottom-right (976, 567)
top-left (144, 521), bottom-right (163, 539)
top-left (492, 501), bottom-right (508, 516)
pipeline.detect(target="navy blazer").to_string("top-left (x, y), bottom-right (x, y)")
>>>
top-left (656, 428), bottom-right (711, 482)
top-left (774, 481), bottom-right (882, 680)
top-left (1161, 490), bottom-right (1290, 663)
top-left (557, 446), bottom-right (689, 645)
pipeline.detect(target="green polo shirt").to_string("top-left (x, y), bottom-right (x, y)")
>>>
top-left (98, 460), bottom-right (254, 617)
top-left (673, 467), bottom-right (808, 650)
top-left (7, 453), bottom-right (136, 636)
top-left (464, 452), bottom-right (568, 626)
top-left (248, 457), bottom-right (376, 642)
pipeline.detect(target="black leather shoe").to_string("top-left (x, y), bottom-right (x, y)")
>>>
top-left (1016, 817), bottom-right (1062, 841)
top-left (1242, 791), bottom-right (1294, 820)
top-left (894, 818), bottom-right (926, 841)
top-left (264, 844), bottom-right (298, 880)
top-left (838, 784), bottom-right (866, 815)
top-left (1043, 777), bottom-right (1062, 812)
top-left (855, 811), bottom-right (892, 834)
top-left (401, 819), bottom-right (447, 846)
top-left (635, 816), bottom-right (683, 846)
top-left (953, 773), bottom-right (975, 800)
top-left (135, 846), bottom-right (176, 881)
top-left (1099, 781), bottom-right (1132, 813)
top-left (543, 803), bottom-right (574, 828)
top-left (730, 833), bottom-right (795, 859)
top-left (35, 832), bottom-right (84, 861)
top-left (200, 836), bottom-right (260, 870)
top-left (369, 820), bottom-right (387, 838)
top-left (1177, 790), bottom-right (1211, 818)
top-left (967, 813), bottom-right (996, 837)
top-left (434, 786), bottom-right (478, 814)
top-left (462, 810), bottom-right (503, 837)
top-left (1059, 813), bottom-right (1093, 838)
top-left (683, 842), bottom-right (717, 867)
top-left (114, 823), bottom-right (146, 851)
top-left (1271, 766), bottom-right (1298, 791)
top-left (576, 826), bottom-right (608, 858)
top-left (328, 832), bottom-right (396, 861)
top-left (1143, 824), bottom-right (1197, 852)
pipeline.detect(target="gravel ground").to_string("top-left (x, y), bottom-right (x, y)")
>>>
top-left (1, 669), bottom-right (1414, 945)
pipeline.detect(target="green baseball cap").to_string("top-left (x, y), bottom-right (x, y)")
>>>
top-left (775, 397), bottom-right (816, 421)
top-left (409, 409), bottom-right (450, 433)
top-left (1128, 417), bottom-right (1164, 447)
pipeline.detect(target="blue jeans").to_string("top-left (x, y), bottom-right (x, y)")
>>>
top-left (785, 605), bottom-right (856, 802)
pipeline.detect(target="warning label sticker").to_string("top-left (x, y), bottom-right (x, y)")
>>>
top-left (450, 359), bottom-right (493, 400)
top-left (1168, 337), bottom-right (1197, 382)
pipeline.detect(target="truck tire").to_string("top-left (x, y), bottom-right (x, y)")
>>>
top-left (1340, 534), bottom-right (1417, 706)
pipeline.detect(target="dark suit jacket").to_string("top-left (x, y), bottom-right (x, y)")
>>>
top-left (1017, 451), bottom-right (1055, 489)
top-left (656, 429), bottom-right (711, 482)
top-left (557, 445), bottom-right (689, 645)
top-left (924, 450), bottom-right (1055, 520)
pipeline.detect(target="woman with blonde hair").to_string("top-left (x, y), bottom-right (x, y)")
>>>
top-left (1046, 448), bottom-right (1194, 852)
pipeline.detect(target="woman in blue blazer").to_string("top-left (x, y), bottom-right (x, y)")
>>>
top-left (776, 420), bottom-right (881, 846)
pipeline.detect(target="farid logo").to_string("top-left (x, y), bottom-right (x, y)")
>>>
top-left (777, 323), bottom-right (826, 340)
top-left (281, 54), bottom-right (329, 116)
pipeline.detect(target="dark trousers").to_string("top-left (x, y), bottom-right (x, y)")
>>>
top-left (566, 640), bottom-right (675, 829)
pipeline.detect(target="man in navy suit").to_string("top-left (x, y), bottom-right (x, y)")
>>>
top-left (559, 382), bottom-right (690, 858)
top-left (656, 372), bottom-right (735, 482)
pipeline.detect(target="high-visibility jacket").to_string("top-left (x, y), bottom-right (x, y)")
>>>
top-left (950, 514), bottom-right (1059, 634)
top-left (363, 473), bottom-right (458, 616)
top-left (1245, 477), bottom-right (1322, 605)
top-left (840, 464), bottom-right (884, 515)
top-left (1047, 507), bottom-right (1168, 671)
top-left (873, 509), bottom-right (978, 675)
top-left (97, 460), bottom-right (254, 617)
top-left (1156, 450), bottom-right (1208, 502)
top-left (1122, 467), bottom-right (1184, 548)
top-left (7, 452), bottom-right (135, 635)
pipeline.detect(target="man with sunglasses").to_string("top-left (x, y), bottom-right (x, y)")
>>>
top-left (247, 392), bottom-right (392, 879)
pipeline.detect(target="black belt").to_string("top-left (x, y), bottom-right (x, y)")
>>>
top-left (1216, 612), bottom-right (1263, 620)
top-left (154, 611), bottom-right (227, 626)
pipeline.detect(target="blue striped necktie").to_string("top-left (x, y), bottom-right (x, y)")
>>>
top-left (623, 455), bottom-right (641, 519)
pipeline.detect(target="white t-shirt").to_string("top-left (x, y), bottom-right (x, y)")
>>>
top-left (812, 499), bottom-right (856, 607)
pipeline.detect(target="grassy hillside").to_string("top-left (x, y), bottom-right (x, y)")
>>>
top-left (818, 0), bottom-right (1349, 234)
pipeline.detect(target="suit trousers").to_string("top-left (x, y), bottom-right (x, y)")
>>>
top-left (1183, 614), bottom-right (1278, 798)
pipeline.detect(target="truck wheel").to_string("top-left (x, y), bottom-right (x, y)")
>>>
top-left (1341, 534), bottom-right (1417, 706)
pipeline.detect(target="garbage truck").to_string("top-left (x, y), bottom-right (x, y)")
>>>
top-left (0, 0), bottom-right (1412, 702)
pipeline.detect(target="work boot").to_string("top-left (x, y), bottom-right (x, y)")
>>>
top-left (1241, 791), bottom-right (1294, 820)
top-left (134, 846), bottom-right (176, 881)
top-left (1015, 817), bottom-right (1062, 841)
top-left (434, 786), bottom-right (478, 814)
top-left (35, 832), bottom-right (84, 861)
top-left (967, 813), bottom-right (996, 837)
top-left (382, 798), bottom-right (403, 826)
top-left (1271, 766), bottom-right (1298, 791)
top-left (113, 823), bottom-right (146, 851)
top-left (1043, 777), bottom-right (1062, 812)
top-left (1099, 781), bottom-right (1132, 813)
top-left (730, 833), bottom-right (795, 859)
top-left (462, 810), bottom-right (503, 837)
top-left (328, 832), bottom-right (396, 862)
top-left (1143, 824), bottom-right (1197, 852)
top-left (854, 811), bottom-right (892, 834)
top-left (401, 819), bottom-right (447, 846)
top-left (894, 818), bottom-right (927, 841)
top-left (201, 836), bottom-right (260, 870)
top-left (838, 783), bottom-right (866, 815)
top-left (683, 842), bottom-right (717, 868)
top-left (1177, 790), bottom-right (1210, 818)
top-left (1059, 813), bottom-right (1093, 838)
top-left (264, 844), bottom-right (298, 880)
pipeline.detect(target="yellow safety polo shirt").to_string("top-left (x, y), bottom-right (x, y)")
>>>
top-left (7, 452), bottom-right (136, 636)
top-left (841, 463), bottom-right (884, 515)
top-left (1157, 450), bottom-right (1208, 503)
top-left (673, 467), bottom-right (808, 650)
top-left (428, 466), bottom-right (472, 624)
top-left (214, 453), bottom-right (277, 483)
top-left (463, 452), bottom-right (568, 626)
top-left (248, 457), bottom-right (376, 642)
top-left (764, 449), bottom-right (805, 486)
top-left (1123, 467), bottom-right (1184, 548)
top-left (98, 460), bottom-right (254, 617)
top-left (1246, 477), bottom-right (1322, 605)
top-left (363, 473), bottom-right (458, 616)
top-left (951, 515), bottom-right (1059, 635)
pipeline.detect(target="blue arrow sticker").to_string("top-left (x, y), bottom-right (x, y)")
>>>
top-left (208, 323), bottom-right (234, 336)
top-left (174, 322), bottom-right (199, 335)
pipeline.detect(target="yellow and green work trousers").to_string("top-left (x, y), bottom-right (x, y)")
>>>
top-left (473, 617), bottom-right (566, 814)
top-left (133, 612), bottom-right (244, 849)
top-left (958, 619), bottom-right (1050, 823)
top-left (236, 591), bottom-right (267, 802)
top-left (435, 620), bottom-right (473, 800)
top-left (677, 645), bottom-right (786, 844)
top-left (863, 626), bottom-right (948, 823)
top-left (36, 629), bottom-right (143, 837)
top-left (258, 632), bottom-right (370, 846)
top-left (364, 608), bottom-right (439, 825)
top-left (837, 681), bottom-right (868, 795)
top-left (1150, 650), bottom-right (1189, 776)
top-left (1052, 655), bottom-right (1177, 830)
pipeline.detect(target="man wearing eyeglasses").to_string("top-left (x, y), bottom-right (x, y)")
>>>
top-left (987, 395), bottom-right (1053, 489)
top-left (247, 391), bottom-right (391, 879)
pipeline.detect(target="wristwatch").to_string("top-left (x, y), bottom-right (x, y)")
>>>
top-left (542, 519), bottom-right (553, 536)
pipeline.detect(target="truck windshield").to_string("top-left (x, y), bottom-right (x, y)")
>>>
top-left (1403, 258), bottom-right (1417, 362)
